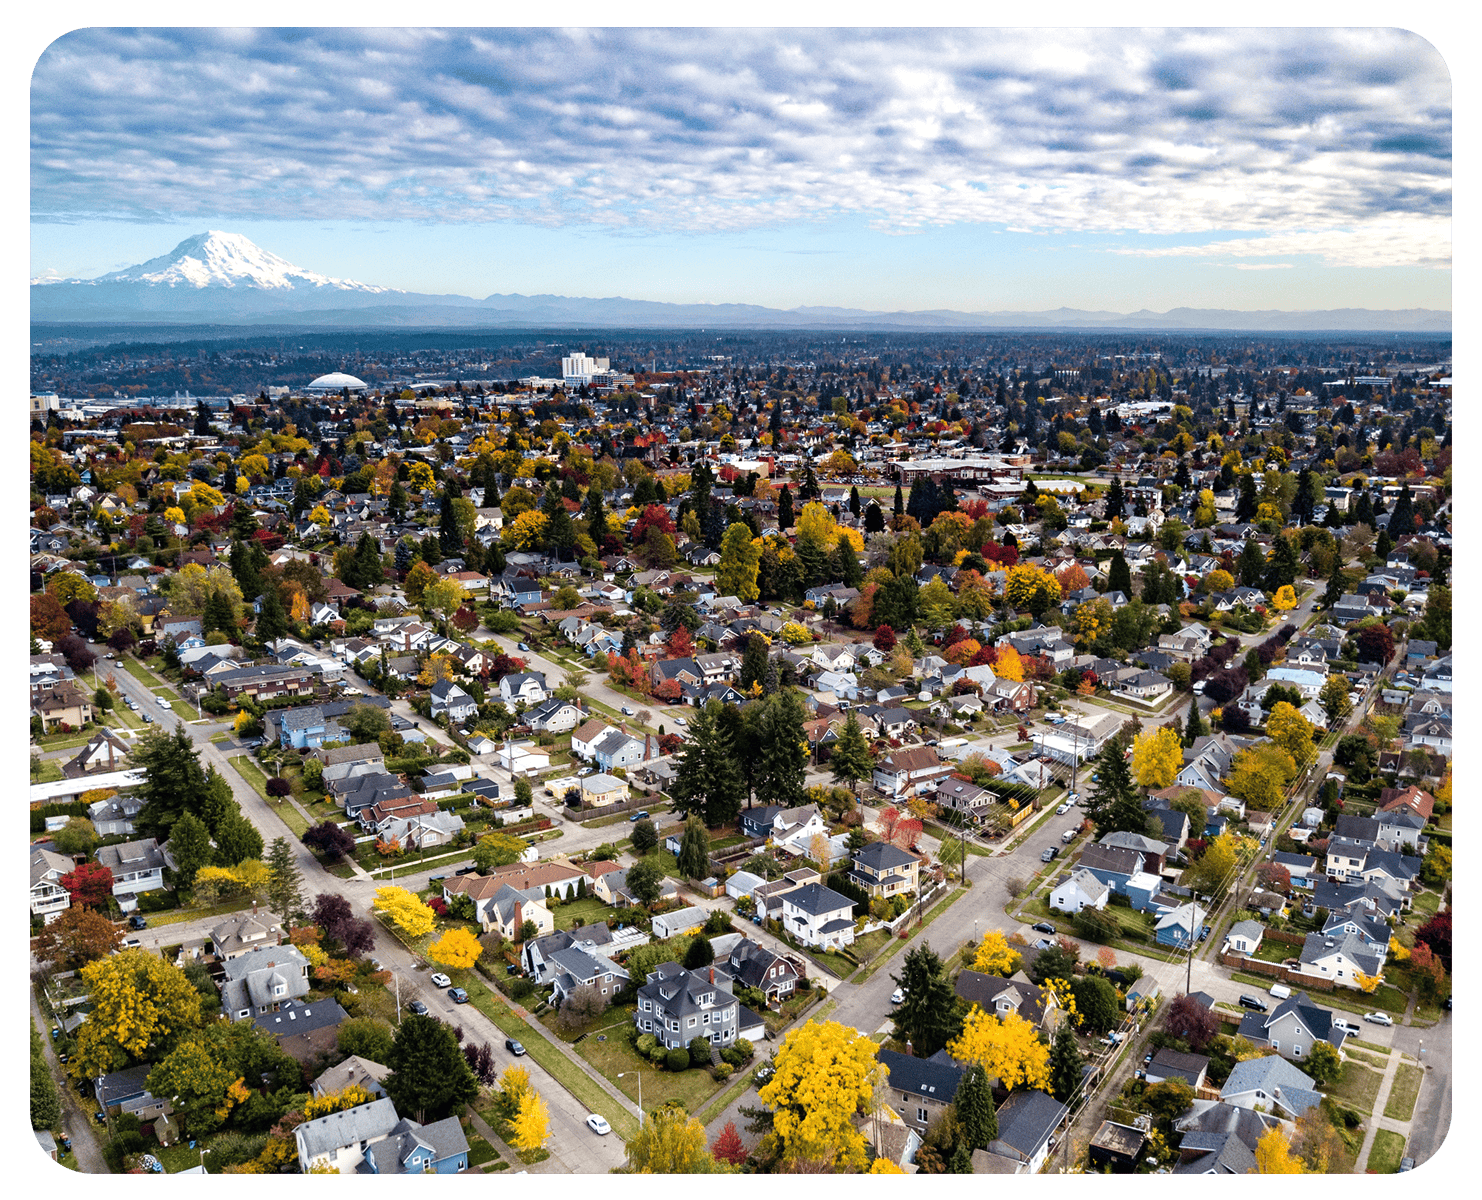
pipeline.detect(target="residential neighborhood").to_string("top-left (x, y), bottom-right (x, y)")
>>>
top-left (29, 330), bottom-right (1452, 1176)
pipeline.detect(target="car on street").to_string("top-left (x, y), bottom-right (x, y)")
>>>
top-left (456, 865), bottom-right (478, 875)
top-left (1332, 1018), bottom-right (1361, 1036)
top-left (156, 696), bottom-right (170, 707)
top-left (673, 716), bottom-right (688, 728)
top-left (1399, 1157), bottom-right (1415, 1172)
top-left (586, 1114), bottom-right (611, 1136)
top-left (517, 643), bottom-right (530, 653)
top-left (121, 937), bottom-right (141, 950)
top-left (407, 1000), bottom-right (429, 1016)
top-left (1032, 922), bottom-right (1056, 935)
top-left (1363, 1011), bottom-right (1394, 1026)
top-left (141, 712), bottom-right (153, 722)
top-left (891, 987), bottom-right (904, 1005)
top-left (1239, 995), bottom-right (1268, 1012)
top-left (1198, 925), bottom-right (1212, 942)
top-left (621, 705), bottom-right (633, 715)
top-left (430, 972), bottom-right (451, 988)
top-left (1068, 792), bottom-right (1080, 804)
top-left (128, 914), bottom-right (147, 930)
top-left (630, 810), bottom-right (649, 822)
top-left (448, 987), bottom-right (469, 1004)
top-left (1041, 847), bottom-right (1058, 862)
top-left (1055, 802), bottom-right (1071, 815)
top-left (505, 1038), bottom-right (526, 1056)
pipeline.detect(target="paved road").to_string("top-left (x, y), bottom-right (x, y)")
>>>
top-left (31, 989), bottom-right (108, 1173)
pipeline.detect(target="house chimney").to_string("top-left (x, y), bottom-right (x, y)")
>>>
top-left (253, 900), bottom-right (258, 916)
top-left (709, 967), bottom-right (715, 985)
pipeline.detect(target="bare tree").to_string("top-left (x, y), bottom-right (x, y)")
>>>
top-left (557, 982), bottom-right (606, 1031)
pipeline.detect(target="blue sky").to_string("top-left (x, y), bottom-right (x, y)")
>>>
top-left (29, 24), bottom-right (1453, 313)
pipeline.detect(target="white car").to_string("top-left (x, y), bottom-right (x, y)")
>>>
top-left (673, 716), bottom-right (688, 728)
top-left (430, 972), bottom-right (451, 988)
top-left (586, 1114), bottom-right (611, 1136)
top-left (1332, 1018), bottom-right (1361, 1036)
top-left (1363, 1011), bottom-right (1394, 1026)
top-left (891, 988), bottom-right (905, 1005)
top-left (1055, 802), bottom-right (1071, 815)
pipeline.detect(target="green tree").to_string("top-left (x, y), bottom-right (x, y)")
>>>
top-left (264, 836), bottom-right (306, 923)
top-left (755, 688), bottom-right (808, 810)
top-left (954, 1062), bottom-right (997, 1149)
top-left (132, 726), bottom-right (211, 838)
top-left (1084, 741), bottom-right (1150, 836)
top-left (1047, 1020), bottom-right (1085, 1102)
top-left (890, 942), bottom-right (961, 1057)
top-left (1107, 549), bottom-right (1132, 596)
top-left (166, 811), bottom-right (212, 891)
top-left (676, 814), bottom-right (712, 880)
top-left (716, 522), bottom-right (762, 602)
top-left (337, 1017), bottom-right (396, 1064)
top-left (630, 818), bottom-right (659, 856)
top-left (1069, 974), bottom-right (1122, 1033)
top-left (828, 710), bottom-right (875, 798)
top-left (254, 581), bottom-right (291, 644)
top-left (1318, 675), bottom-right (1352, 727)
top-left (383, 1013), bottom-right (479, 1123)
top-left (214, 811), bottom-right (264, 866)
top-left (1184, 693), bottom-right (1206, 744)
top-left (474, 831), bottom-right (529, 873)
top-left (624, 857), bottom-right (664, 907)
top-left (670, 700), bottom-right (745, 827)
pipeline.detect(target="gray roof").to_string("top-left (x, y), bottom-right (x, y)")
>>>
top-left (1222, 1055), bottom-right (1317, 1104)
top-left (878, 1048), bottom-right (963, 1104)
top-left (365, 1115), bottom-right (469, 1173)
top-left (295, 1097), bottom-right (400, 1163)
top-left (781, 882), bottom-right (855, 917)
top-left (1172, 1129), bottom-right (1257, 1174)
top-left (994, 1089), bottom-right (1068, 1159)
top-left (853, 841), bottom-right (919, 871)
top-left (254, 997), bottom-right (347, 1039)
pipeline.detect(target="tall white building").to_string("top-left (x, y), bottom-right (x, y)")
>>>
top-left (561, 352), bottom-right (611, 388)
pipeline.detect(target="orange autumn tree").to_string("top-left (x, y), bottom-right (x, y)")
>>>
top-left (995, 645), bottom-right (1025, 682)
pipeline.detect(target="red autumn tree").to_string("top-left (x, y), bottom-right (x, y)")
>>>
top-left (61, 861), bottom-right (114, 909)
top-left (630, 505), bottom-right (677, 544)
top-left (877, 805), bottom-right (902, 842)
top-left (711, 1120), bottom-right (748, 1167)
top-left (873, 624), bottom-right (897, 653)
top-left (667, 623), bottom-right (694, 659)
top-left (891, 816), bottom-right (923, 850)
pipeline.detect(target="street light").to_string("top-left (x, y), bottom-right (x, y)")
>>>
top-left (617, 1071), bottom-right (643, 1125)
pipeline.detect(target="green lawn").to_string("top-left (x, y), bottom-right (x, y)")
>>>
top-left (227, 756), bottom-right (311, 837)
top-left (551, 896), bottom-right (625, 931)
top-left (1343, 1047), bottom-right (1390, 1070)
top-left (119, 657), bottom-right (162, 688)
top-left (1384, 1062), bottom-right (1424, 1121)
top-left (148, 895), bottom-right (255, 926)
top-left (1324, 1060), bottom-right (1384, 1114)
top-left (1366, 1129), bottom-right (1408, 1174)
top-left (1412, 889), bottom-right (1441, 915)
top-left (32, 759), bottom-right (65, 783)
top-left (577, 1028), bottom-right (726, 1117)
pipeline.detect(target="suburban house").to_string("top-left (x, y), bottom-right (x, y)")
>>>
top-left (428, 680), bottom-right (478, 723)
top-left (30, 847), bottom-right (73, 922)
top-left (210, 909), bottom-right (284, 959)
top-left (580, 773), bottom-right (630, 808)
top-left (525, 696), bottom-right (584, 733)
top-left (255, 997), bottom-right (349, 1065)
top-left (543, 945), bottom-right (630, 1007)
top-left (1222, 920), bottom-right (1264, 956)
top-left (848, 841), bottom-right (921, 900)
top-left (1145, 1049), bottom-right (1210, 1090)
top-left (63, 728), bottom-right (131, 777)
top-left (1154, 902), bottom-right (1208, 949)
top-left (714, 938), bottom-right (802, 1007)
top-left (294, 1097), bottom-right (469, 1175)
top-left (1235, 991), bottom-right (1348, 1062)
top-left (311, 1056), bottom-right (390, 1101)
top-left (1050, 868), bottom-right (1111, 915)
top-left (1219, 1057), bottom-right (1323, 1121)
top-left (650, 905), bottom-right (708, 940)
top-left (955, 970), bottom-right (1059, 1031)
top-left (872, 747), bottom-right (954, 798)
top-left (634, 962), bottom-right (741, 1050)
top-left (778, 882), bottom-right (857, 950)
top-left (498, 671), bottom-right (548, 705)
top-left (95, 838), bottom-right (173, 905)
top-left (988, 1090), bottom-right (1068, 1173)
top-left (220, 944), bottom-right (313, 1021)
top-left (1297, 930), bottom-right (1386, 989)
top-left (441, 875), bottom-right (554, 939)
top-left (878, 1048), bottom-right (964, 1135)
top-left (88, 792), bottom-right (143, 837)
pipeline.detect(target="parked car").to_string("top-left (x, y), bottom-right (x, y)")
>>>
top-left (1198, 925), bottom-right (1211, 942)
top-left (621, 705), bottom-right (633, 715)
top-left (890, 988), bottom-right (904, 1005)
top-left (1041, 847), bottom-right (1058, 862)
top-left (1056, 802), bottom-right (1071, 815)
top-left (407, 999), bottom-right (429, 1016)
top-left (456, 865), bottom-right (478, 875)
top-left (586, 1114), bottom-right (611, 1136)
top-left (673, 716), bottom-right (688, 728)
top-left (1399, 1157), bottom-right (1415, 1172)
top-left (128, 914), bottom-right (147, 930)
top-left (1363, 1011), bottom-right (1394, 1026)
top-left (1068, 791), bottom-right (1080, 804)
top-left (505, 1038), bottom-right (526, 1056)
top-left (141, 712), bottom-right (153, 722)
top-left (121, 937), bottom-right (141, 950)
top-left (630, 810), bottom-right (650, 822)
top-left (1239, 995), bottom-right (1268, 1012)
top-left (156, 696), bottom-right (170, 708)
top-left (430, 972), bottom-right (451, 988)
top-left (1032, 922), bottom-right (1056, 934)
top-left (448, 987), bottom-right (469, 1004)
top-left (1333, 1018), bottom-right (1361, 1036)
top-left (517, 643), bottom-right (531, 653)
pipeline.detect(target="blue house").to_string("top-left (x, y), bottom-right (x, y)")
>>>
top-left (1155, 901), bottom-right (1208, 949)
top-left (364, 1115), bottom-right (470, 1174)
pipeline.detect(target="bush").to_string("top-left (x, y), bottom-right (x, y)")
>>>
top-left (712, 1062), bottom-right (734, 1080)
top-left (665, 1048), bottom-right (690, 1072)
top-left (689, 1035), bottom-right (713, 1067)
top-left (635, 1033), bottom-right (658, 1059)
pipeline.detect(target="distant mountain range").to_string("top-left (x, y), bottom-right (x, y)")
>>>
top-left (32, 231), bottom-right (1452, 333)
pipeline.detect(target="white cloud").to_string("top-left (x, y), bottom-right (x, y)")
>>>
top-left (30, 27), bottom-right (1451, 269)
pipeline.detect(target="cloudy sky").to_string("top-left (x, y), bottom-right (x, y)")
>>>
top-left (29, 24), bottom-right (1453, 312)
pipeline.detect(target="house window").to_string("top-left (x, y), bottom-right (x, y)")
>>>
top-left (918, 1108), bottom-right (929, 1125)
top-left (1294, 1045), bottom-right (1304, 1057)
top-left (1272, 1041), bottom-right (1279, 1052)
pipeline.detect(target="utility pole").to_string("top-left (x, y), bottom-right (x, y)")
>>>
top-left (1187, 893), bottom-right (1200, 995)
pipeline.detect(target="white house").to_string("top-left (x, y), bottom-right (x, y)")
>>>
top-left (778, 882), bottom-right (857, 950)
top-left (498, 672), bottom-right (548, 705)
top-left (650, 905), bottom-right (708, 940)
top-left (1049, 868), bottom-right (1110, 915)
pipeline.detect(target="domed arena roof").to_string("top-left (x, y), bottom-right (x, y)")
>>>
top-left (306, 371), bottom-right (368, 392)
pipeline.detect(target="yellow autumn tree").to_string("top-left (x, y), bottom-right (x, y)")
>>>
top-left (946, 1008), bottom-right (1050, 1093)
top-left (427, 926), bottom-right (483, 970)
top-left (1132, 726), bottom-right (1183, 790)
top-left (417, 652), bottom-right (456, 686)
top-left (71, 950), bottom-right (202, 1078)
top-left (1004, 563), bottom-right (1061, 611)
top-left (971, 930), bottom-right (1022, 977)
top-left (509, 1089), bottom-right (550, 1152)
top-left (757, 1020), bottom-right (883, 1173)
top-left (501, 509), bottom-right (549, 550)
top-left (1354, 972), bottom-right (1382, 994)
top-left (500, 1064), bottom-right (531, 1108)
top-left (868, 1158), bottom-right (906, 1173)
top-left (625, 1103), bottom-right (715, 1173)
top-left (1272, 585), bottom-right (1298, 612)
top-left (373, 886), bottom-right (436, 937)
top-left (1266, 702), bottom-right (1315, 763)
top-left (995, 645), bottom-right (1025, 682)
top-left (303, 1083), bottom-right (377, 1120)
top-left (1252, 1126), bottom-right (1307, 1173)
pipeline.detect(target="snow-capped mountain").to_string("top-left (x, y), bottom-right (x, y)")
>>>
top-left (36, 230), bottom-right (394, 293)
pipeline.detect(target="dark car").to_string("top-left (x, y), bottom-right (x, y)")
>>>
top-left (407, 999), bottom-right (429, 1016)
top-left (128, 914), bottom-right (148, 930)
top-left (1198, 924), bottom-right (1211, 942)
top-left (630, 810), bottom-right (650, 822)
top-left (1032, 922), bottom-right (1056, 935)
top-left (456, 865), bottom-right (478, 876)
top-left (1040, 847), bottom-right (1058, 862)
top-left (1239, 994), bottom-right (1268, 1012)
top-left (449, 987), bottom-right (469, 1003)
top-left (505, 1038), bottom-right (526, 1056)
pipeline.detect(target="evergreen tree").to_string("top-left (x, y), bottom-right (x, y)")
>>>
top-left (228, 539), bottom-right (263, 601)
top-left (1105, 476), bottom-right (1125, 520)
top-left (671, 700), bottom-right (745, 827)
top-left (755, 688), bottom-right (808, 810)
top-left (384, 1014), bottom-right (479, 1123)
top-left (835, 538), bottom-right (863, 589)
top-left (1323, 559), bottom-right (1346, 608)
top-left (584, 485), bottom-right (608, 552)
top-left (848, 485), bottom-right (861, 517)
top-left (352, 532), bottom-right (385, 588)
top-left (1048, 1021), bottom-right (1085, 1102)
top-left (438, 491), bottom-right (461, 555)
top-left (828, 710), bottom-right (874, 798)
top-left (254, 582), bottom-right (290, 645)
top-left (954, 1063), bottom-right (997, 1149)
top-left (890, 943), bottom-right (961, 1057)
top-left (165, 811), bottom-right (213, 889)
top-left (1237, 539), bottom-right (1266, 588)
top-left (1184, 693), bottom-right (1206, 745)
top-left (738, 633), bottom-right (770, 693)
top-left (1292, 468), bottom-right (1318, 526)
top-left (133, 727), bottom-right (211, 838)
top-left (265, 836), bottom-right (306, 923)
top-left (1235, 473), bottom-right (1258, 521)
top-left (893, 483), bottom-right (904, 516)
top-left (776, 484), bottom-right (794, 530)
top-left (1389, 484), bottom-right (1414, 536)
top-left (1263, 534), bottom-right (1301, 592)
top-left (863, 502), bottom-right (885, 533)
top-left (1085, 741), bottom-right (1147, 836)
top-left (676, 815), bottom-right (712, 880)
top-left (1107, 549), bottom-right (1132, 597)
